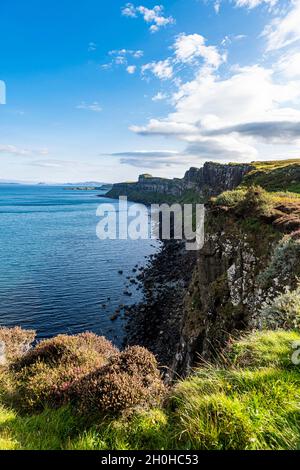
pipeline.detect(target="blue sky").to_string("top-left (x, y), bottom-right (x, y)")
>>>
top-left (0, 0), bottom-right (300, 183)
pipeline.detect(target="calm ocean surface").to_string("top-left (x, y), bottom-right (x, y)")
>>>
top-left (0, 185), bottom-right (159, 346)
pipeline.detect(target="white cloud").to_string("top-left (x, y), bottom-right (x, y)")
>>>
top-left (76, 102), bottom-right (102, 112)
top-left (142, 59), bottom-right (174, 80)
top-left (173, 33), bottom-right (226, 68)
top-left (263, 0), bottom-right (300, 51)
top-left (276, 50), bottom-right (300, 78)
top-left (114, 56), bottom-right (127, 65)
top-left (132, 50), bottom-right (144, 59)
top-left (117, 2), bottom-right (300, 165)
top-left (235, 0), bottom-right (277, 8)
top-left (121, 3), bottom-right (175, 32)
top-left (221, 34), bottom-right (247, 46)
top-left (127, 65), bottom-right (137, 74)
top-left (152, 92), bottom-right (168, 101)
top-left (130, 119), bottom-right (198, 136)
top-left (0, 145), bottom-right (31, 156)
top-left (214, 1), bottom-right (221, 14)
top-left (131, 61), bottom-right (300, 161)
top-left (88, 42), bottom-right (97, 51)
top-left (31, 160), bottom-right (63, 168)
top-left (101, 63), bottom-right (112, 70)
top-left (109, 150), bottom-right (183, 168)
top-left (105, 49), bottom-right (144, 71)
top-left (140, 33), bottom-right (224, 83)
top-left (109, 49), bottom-right (143, 59)
top-left (0, 145), bottom-right (49, 157)
top-left (121, 3), bottom-right (137, 17)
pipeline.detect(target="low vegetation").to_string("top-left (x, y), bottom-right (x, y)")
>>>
top-left (0, 327), bottom-right (35, 363)
top-left (10, 333), bottom-right (118, 412)
top-left (242, 159), bottom-right (300, 193)
top-left (1, 326), bottom-right (300, 450)
top-left (258, 287), bottom-right (300, 331)
top-left (215, 185), bottom-right (300, 234)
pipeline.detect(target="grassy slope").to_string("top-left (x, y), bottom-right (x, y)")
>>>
top-left (243, 159), bottom-right (300, 193)
top-left (1, 330), bottom-right (300, 450)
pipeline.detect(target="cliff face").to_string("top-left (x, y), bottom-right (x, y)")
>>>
top-left (173, 206), bottom-right (300, 376)
top-left (183, 162), bottom-right (254, 195)
top-left (121, 159), bottom-right (300, 378)
top-left (107, 162), bottom-right (254, 202)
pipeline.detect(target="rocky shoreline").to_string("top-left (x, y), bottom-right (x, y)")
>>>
top-left (124, 240), bottom-right (197, 375)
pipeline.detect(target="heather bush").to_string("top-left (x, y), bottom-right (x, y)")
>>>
top-left (0, 327), bottom-right (36, 365)
top-left (69, 346), bottom-right (166, 415)
top-left (11, 333), bottom-right (118, 412)
top-left (13, 332), bottom-right (117, 371)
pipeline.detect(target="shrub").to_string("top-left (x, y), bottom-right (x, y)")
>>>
top-left (235, 186), bottom-right (273, 217)
top-left (13, 332), bottom-right (117, 371)
top-left (215, 186), bottom-right (275, 221)
top-left (215, 189), bottom-right (246, 207)
top-left (11, 333), bottom-right (118, 412)
top-left (259, 286), bottom-right (300, 330)
top-left (0, 327), bottom-right (36, 365)
top-left (258, 236), bottom-right (300, 287)
top-left (69, 346), bottom-right (166, 415)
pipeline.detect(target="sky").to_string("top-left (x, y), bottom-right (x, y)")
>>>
top-left (0, 0), bottom-right (300, 183)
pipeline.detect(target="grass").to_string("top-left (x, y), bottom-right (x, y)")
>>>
top-left (1, 330), bottom-right (300, 450)
top-left (242, 159), bottom-right (300, 194)
top-left (0, 406), bottom-right (83, 450)
top-left (251, 159), bottom-right (300, 171)
top-left (214, 186), bottom-right (300, 235)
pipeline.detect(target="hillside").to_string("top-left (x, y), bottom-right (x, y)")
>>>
top-left (242, 160), bottom-right (300, 193)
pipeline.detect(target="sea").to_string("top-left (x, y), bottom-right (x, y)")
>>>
top-left (0, 184), bottom-right (159, 347)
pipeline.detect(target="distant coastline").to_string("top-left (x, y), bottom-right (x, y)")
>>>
top-left (64, 184), bottom-right (113, 192)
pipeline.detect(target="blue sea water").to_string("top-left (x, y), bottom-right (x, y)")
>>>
top-left (0, 185), bottom-right (159, 346)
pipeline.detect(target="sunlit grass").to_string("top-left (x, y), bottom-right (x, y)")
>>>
top-left (1, 330), bottom-right (300, 450)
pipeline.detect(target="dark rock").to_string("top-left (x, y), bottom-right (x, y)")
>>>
top-left (124, 291), bottom-right (133, 297)
top-left (110, 312), bottom-right (119, 321)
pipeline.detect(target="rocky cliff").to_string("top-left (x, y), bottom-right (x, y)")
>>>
top-left (173, 203), bottom-right (300, 376)
top-left (125, 180), bottom-right (300, 378)
top-left (107, 162), bottom-right (254, 202)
